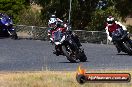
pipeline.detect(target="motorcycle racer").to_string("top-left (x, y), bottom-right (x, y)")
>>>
top-left (48, 15), bottom-right (63, 41)
top-left (48, 15), bottom-right (82, 56)
top-left (47, 15), bottom-right (66, 55)
top-left (0, 13), bottom-right (18, 39)
top-left (105, 16), bottom-right (128, 53)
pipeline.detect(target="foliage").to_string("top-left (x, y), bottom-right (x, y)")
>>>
top-left (127, 25), bottom-right (132, 33)
top-left (36, 0), bottom-right (132, 30)
top-left (1, 0), bottom-right (132, 29)
top-left (115, 0), bottom-right (132, 19)
top-left (87, 4), bottom-right (120, 31)
top-left (0, 0), bottom-right (30, 23)
top-left (37, 0), bottom-right (99, 29)
top-left (37, 0), bottom-right (69, 25)
top-left (17, 8), bottom-right (45, 26)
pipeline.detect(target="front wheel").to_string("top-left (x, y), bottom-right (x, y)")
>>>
top-left (123, 40), bottom-right (132, 55)
top-left (10, 31), bottom-right (18, 40)
top-left (78, 51), bottom-right (87, 62)
top-left (62, 45), bottom-right (77, 63)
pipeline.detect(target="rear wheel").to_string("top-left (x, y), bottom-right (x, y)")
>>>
top-left (0, 30), bottom-right (10, 37)
top-left (62, 45), bottom-right (77, 63)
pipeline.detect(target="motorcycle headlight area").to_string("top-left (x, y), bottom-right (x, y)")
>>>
top-left (112, 30), bottom-right (123, 37)
top-left (69, 39), bottom-right (73, 44)
top-left (5, 23), bottom-right (9, 26)
top-left (55, 42), bottom-right (61, 45)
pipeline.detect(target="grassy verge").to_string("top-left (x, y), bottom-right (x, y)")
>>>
top-left (0, 70), bottom-right (132, 87)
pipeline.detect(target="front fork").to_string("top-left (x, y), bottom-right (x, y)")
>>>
top-left (125, 37), bottom-right (132, 47)
top-left (7, 27), bottom-right (15, 34)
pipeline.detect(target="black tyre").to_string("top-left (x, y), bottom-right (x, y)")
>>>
top-left (0, 30), bottom-right (9, 37)
top-left (10, 31), bottom-right (18, 40)
top-left (123, 41), bottom-right (132, 55)
top-left (11, 34), bottom-right (18, 40)
top-left (78, 52), bottom-right (87, 62)
top-left (62, 45), bottom-right (77, 63)
top-left (76, 74), bottom-right (87, 84)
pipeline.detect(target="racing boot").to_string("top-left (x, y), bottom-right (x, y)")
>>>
top-left (53, 46), bottom-right (62, 56)
top-left (53, 50), bottom-right (59, 56)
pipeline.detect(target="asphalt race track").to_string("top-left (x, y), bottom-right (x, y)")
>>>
top-left (0, 38), bottom-right (132, 71)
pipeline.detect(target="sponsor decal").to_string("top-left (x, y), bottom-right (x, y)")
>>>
top-left (76, 65), bottom-right (131, 84)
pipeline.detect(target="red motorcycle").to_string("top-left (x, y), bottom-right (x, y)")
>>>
top-left (51, 25), bottom-right (87, 63)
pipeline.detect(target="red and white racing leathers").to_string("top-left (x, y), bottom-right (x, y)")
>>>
top-left (105, 21), bottom-right (127, 41)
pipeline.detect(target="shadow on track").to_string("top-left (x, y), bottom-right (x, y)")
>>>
top-left (59, 61), bottom-right (89, 64)
top-left (116, 53), bottom-right (132, 56)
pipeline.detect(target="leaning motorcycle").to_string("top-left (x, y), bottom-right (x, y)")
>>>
top-left (112, 28), bottom-right (132, 55)
top-left (52, 27), bottom-right (87, 63)
top-left (0, 14), bottom-right (18, 39)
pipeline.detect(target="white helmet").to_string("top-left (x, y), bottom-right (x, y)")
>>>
top-left (49, 14), bottom-right (57, 23)
top-left (48, 14), bottom-right (57, 28)
top-left (49, 18), bottom-right (56, 24)
top-left (107, 16), bottom-right (115, 26)
top-left (48, 19), bottom-right (57, 28)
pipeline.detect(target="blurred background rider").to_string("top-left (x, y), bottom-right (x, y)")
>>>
top-left (105, 16), bottom-right (128, 53)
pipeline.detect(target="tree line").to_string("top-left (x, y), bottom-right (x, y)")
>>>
top-left (0, 0), bottom-right (132, 32)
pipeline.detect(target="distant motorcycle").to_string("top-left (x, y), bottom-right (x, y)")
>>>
top-left (52, 26), bottom-right (87, 62)
top-left (0, 13), bottom-right (18, 39)
top-left (112, 28), bottom-right (132, 55)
